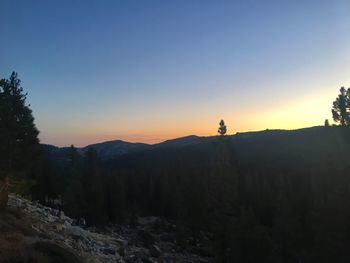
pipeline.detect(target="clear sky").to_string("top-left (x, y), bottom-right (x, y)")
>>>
top-left (1, 0), bottom-right (350, 146)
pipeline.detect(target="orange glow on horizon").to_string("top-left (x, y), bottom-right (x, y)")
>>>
top-left (38, 83), bottom-right (346, 147)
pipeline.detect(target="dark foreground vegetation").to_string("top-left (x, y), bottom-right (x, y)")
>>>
top-left (37, 126), bottom-right (350, 263)
top-left (2, 72), bottom-right (350, 262)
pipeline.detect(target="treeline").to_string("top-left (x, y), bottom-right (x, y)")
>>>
top-left (3, 71), bottom-right (350, 262)
top-left (33, 128), bottom-right (350, 263)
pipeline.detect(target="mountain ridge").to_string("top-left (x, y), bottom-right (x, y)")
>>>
top-left (41, 135), bottom-right (203, 160)
top-left (42, 126), bottom-right (341, 161)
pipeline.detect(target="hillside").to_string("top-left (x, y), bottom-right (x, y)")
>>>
top-left (103, 126), bottom-right (350, 170)
top-left (0, 195), bottom-right (210, 263)
top-left (43, 126), bottom-right (350, 165)
top-left (34, 126), bottom-right (350, 262)
top-left (41, 135), bottom-right (202, 161)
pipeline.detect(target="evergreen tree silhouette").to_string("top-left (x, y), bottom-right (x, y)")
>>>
top-left (218, 119), bottom-right (227, 135)
top-left (332, 87), bottom-right (350, 126)
top-left (0, 72), bottom-right (39, 208)
top-left (325, 119), bottom-right (330, 127)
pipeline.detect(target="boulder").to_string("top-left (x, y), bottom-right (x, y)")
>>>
top-left (102, 247), bottom-right (116, 255)
top-left (149, 244), bottom-right (161, 258)
top-left (66, 226), bottom-right (87, 240)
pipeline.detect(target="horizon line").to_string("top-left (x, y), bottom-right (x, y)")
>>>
top-left (41, 125), bottom-right (330, 148)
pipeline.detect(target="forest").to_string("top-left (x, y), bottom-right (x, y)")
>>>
top-left (2, 72), bottom-right (350, 262)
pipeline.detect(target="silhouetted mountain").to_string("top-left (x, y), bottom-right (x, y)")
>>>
top-left (104, 126), bottom-right (350, 173)
top-left (41, 141), bottom-right (149, 162)
top-left (153, 135), bottom-right (201, 148)
top-left (233, 126), bottom-right (350, 169)
top-left (42, 126), bottom-right (350, 166)
top-left (41, 135), bottom-right (203, 161)
top-left (80, 140), bottom-right (151, 159)
top-left (40, 144), bottom-right (72, 164)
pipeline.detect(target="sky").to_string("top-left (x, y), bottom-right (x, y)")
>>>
top-left (1, 0), bottom-right (350, 146)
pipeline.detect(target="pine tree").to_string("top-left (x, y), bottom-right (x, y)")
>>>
top-left (325, 119), bottom-right (330, 127)
top-left (332, 87), bottom-right (350, 126)
top-left (63, 145), bottom-right (86, 218)
top-left (218, 119), bottom-right (227, 136)
top-left (0, 72), bottom-right (39, 208)
top-left (84, 149), bottom-right (107, 225)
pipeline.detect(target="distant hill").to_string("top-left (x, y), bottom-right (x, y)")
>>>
top-left (153, 135), bottom-right (201, 148)
top-left (41, 144), bottom-right (72, 164)
top-left (41, 135), bottom-right (202, 161)
top-left (41, 141), bottom-right (150, 162)
top-left (233, 126), bottom-right (350, 170)
top-left (41, 126), bottom-right (350, 167)
top-left (102, 126), bottom-right (350, 173)
top-left (80, 140), bottom-right (150, 159)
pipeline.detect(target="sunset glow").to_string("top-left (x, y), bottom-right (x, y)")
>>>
top-left (1, 1), bottom-right (350, 146)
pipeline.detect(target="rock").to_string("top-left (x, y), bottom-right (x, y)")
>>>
top-left (7, 194), bottom-right (211, 263)
top-left (161, 255), bottom-right (176, 263)
top-left (64, 220), bottom-right (72, 228)
top-left (189, 246), bottom-right (214, 258)
top-left (115, 238), bottom-right (128, 247)
top-left (66, 226), bottom-right (87, 240)
top-left (102, 247), bottom-right (116, 255)
top-left (160, 233), bottom-right (175, 242)
top-left (125, 255), bottom-right (143, 263)
top-left (52, 222), bottom-right (64, 231)
top-left (137, 230), bottom-right (155, 248)
top-left (59, 210), bottom-right (65, 219)
top-left (149, 244), bottom-right (161, 258)
top-left (130, 247), bottom-right (150, 258)
top-left (118, 246), bottom-right (125, 257)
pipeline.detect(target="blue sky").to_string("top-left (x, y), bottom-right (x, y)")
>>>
top-left (1, 0), bottom-right (350, 146)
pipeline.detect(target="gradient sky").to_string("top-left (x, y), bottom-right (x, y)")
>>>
top-left (1, 0), bottom-right (350, 146)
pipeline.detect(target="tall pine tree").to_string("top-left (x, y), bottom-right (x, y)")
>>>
top-left (332, 87), bottom-right (350, 126)
top-left (0, 72), bottom-right (39, 208)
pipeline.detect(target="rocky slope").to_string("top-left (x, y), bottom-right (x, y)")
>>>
top-left (1, 194), bottom-right (211, 263)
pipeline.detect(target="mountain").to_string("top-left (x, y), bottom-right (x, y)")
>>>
top-left (41, 144), bottom-right (72, 164)
top-left (232, 126), bottom-right (350, 167)
top-left (80, 140), bottom-right (151, 159)
top-left (41, 141), bottom-right (150, 162)
top-left (153, 135), bottom-right (201, 148)
top-left (104, 126), bottom-right (350, 173)
top-left (41, 135), bottom-right (202, 161)
top-left (42, 126), bottom-right (350, 164)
